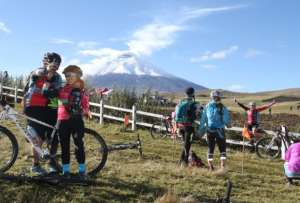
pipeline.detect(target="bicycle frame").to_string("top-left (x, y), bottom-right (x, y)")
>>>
top-left (0, 104), bottom-right (59, 159)
top-left (264, 126), bottom-right (290, 152)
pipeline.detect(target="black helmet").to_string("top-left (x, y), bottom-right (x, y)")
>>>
top-left (185, 87), bottom-right (195, 96)
top-left (43, 52), bottom-right (62, 66)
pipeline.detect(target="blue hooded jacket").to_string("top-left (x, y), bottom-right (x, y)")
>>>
top-left (199, 101), bottom-right (230, 132)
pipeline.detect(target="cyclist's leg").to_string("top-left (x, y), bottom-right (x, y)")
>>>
top-left (182, 126), bottom-right (193, 164)
top-left (46, 107), bottom-right (59, 166)
top-left (207, 131), bottom-right (216, 170)
top-left (216, 129), bottom-right (226, 168)
top-left (179, 128), bottom-right (185, 163)
top-left (58, 120), bottom-right (72, 174)
top-left (71, 117), bottom-right (85, 173)
top-left (25, 107), bottom-right (46, 166)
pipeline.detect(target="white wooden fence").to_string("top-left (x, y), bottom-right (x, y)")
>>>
top-left (1, 84), bottom-right (299, 147)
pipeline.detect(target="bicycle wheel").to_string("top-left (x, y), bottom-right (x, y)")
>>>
top-left (255, 137), bottom-right (281, 159)
top-left (150, 122), bottom-right (167, 139)
top-left (54, 128), bottom-right (108, 176)
top-left (0, 126), bottom-right (19, 173)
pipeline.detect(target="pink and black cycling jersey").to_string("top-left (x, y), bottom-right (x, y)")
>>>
top-left (237, 102), bottom-right (270, 125)
top-left (58, 84), bottom-right (89, 121)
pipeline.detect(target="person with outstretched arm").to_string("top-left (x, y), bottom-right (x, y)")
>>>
top-left (234, 98), bottom-right (276, 135)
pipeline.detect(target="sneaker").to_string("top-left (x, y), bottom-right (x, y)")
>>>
top-left (62, 172), bottom-right (71, 178)
top-left (48, 164), bottom-right (58, 174)
top-left (31, 165), bottom-right (47, 176)
top-left (78, 172), bottom-right (87, 180)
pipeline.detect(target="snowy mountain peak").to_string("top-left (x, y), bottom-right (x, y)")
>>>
top-left (81, 51), bottom-right (169, 77)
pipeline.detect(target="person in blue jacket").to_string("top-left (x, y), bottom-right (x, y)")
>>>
top-left (199, 90), bottom-right (231, 171)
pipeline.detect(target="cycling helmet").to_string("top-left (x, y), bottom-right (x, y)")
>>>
top-left (210, 90), bottom-right (222, 98)
top-left (62, 65), bottom-right (83, 77)
top-left (249, 102), bottom-right (256, 107)
top-left (185, 87), bottom-right (195, 96)
top-left (43, 52), bottom-right (62, 66)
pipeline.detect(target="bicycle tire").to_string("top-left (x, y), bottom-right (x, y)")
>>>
top-left (0, 125), bottom-right (19, 173)
top-left (53, 128), bottom-right (108, 176)
top-left (255, 137), bottom-right (281, 159)
top-left (150, 122), bottom-right (167, 139)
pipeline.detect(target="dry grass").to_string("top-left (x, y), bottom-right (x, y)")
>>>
top-left (1, 118), bottom-right (300, 202)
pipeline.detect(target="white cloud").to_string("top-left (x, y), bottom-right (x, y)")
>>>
top-left (180, 5), bottom-right (247, 23)
top-left (191, 46), bottom-right (238, 62)
top-left (51, 38), bottom-right (74, 44)
top-left (245, 49), bottom-right (266, 59)
top-left (127, 23), bottom-right (182, 56)
top-left (51, 38), bottom-right (99, 49)
top-left (126, 5), bottom-right (246, 56)
top-left (227, 84), bottom-right (245, 92)
top-left (76, 5), bottom-right (245, 76)
top-left (0, 22), bottom-right (11, 33)
top-left (80, 48), bottom-right (126, 58)
top-left (77, 41), bottom-right (99, 48)
top-left (201, 64), bottom-right (217, 69)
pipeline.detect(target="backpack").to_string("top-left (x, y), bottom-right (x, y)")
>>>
top-left (68, 88), bottom-right (83, 117)
top-left (175, 99), bottom-right (197, 123)
top-left (188, 151), bottom-right (206, 168)
top-left (216, 103), bottom-right (224, 122)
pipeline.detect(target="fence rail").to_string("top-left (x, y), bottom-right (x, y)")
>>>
top-left (1, 84), bottom-right (299, 147)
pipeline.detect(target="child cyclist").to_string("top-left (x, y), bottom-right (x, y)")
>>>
top-left (58, 65), bottom-right (91, 177)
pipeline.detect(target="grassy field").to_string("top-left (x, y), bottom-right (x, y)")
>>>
top-left (167, 88), bottom-right (300, 116)
top-left (1, 119), bottom-right (300, 203)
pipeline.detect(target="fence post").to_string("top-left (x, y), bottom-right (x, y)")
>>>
top-left (14, 86), bottom-right (18, 103)
top-left (132, 104), bottom-right (137, 131)
top-left (0, 83), bottom-right (2, 96)
top-left (99, 99), bottom-right (104, 125)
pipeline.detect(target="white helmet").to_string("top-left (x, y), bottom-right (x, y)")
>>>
top-left (210, 90), bottom-right (222, 98)
top-left (249, 102), bottom-right (256, 107)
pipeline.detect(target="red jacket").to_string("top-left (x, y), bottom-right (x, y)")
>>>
top-left (25, 76), bottom-right (48, 107)
top-left (58, 84), bottom-right (89, 120)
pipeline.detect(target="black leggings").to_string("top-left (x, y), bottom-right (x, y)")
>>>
top-left (207, 129), bottom-right (226, 160)
top-left (45, 108), bottom-right (59, 162)
top-left (180, 126), bottom-right (194, 164)
top-left (59, 117), bottom-right (85, 165)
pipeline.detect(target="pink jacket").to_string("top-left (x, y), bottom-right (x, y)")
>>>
top-left (58, 84), bottom-right (89, 120)
top-left (285, 142), bottom-right (300, 173)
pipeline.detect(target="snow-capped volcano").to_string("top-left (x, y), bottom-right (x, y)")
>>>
top-left (81, 51), bottom-right (170, 77)
top-left (80, 49), bottom-right (206, 92)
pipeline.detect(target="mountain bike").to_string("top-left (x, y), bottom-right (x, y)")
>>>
top-left (150, 115), bottom-right (182, 140)
top-left (255, 125), bottom-right (298, 159)
top-left (0, 99), bottom-right (108, 176)
top-left (107, 134), bottom-right (143, 158)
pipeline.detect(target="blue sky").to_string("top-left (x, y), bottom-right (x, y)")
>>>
top-left (0, 0), bottom-right (299, 92)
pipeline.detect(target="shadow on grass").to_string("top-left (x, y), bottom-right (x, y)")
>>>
top-left (0, 175), bottom-right (164, 203)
